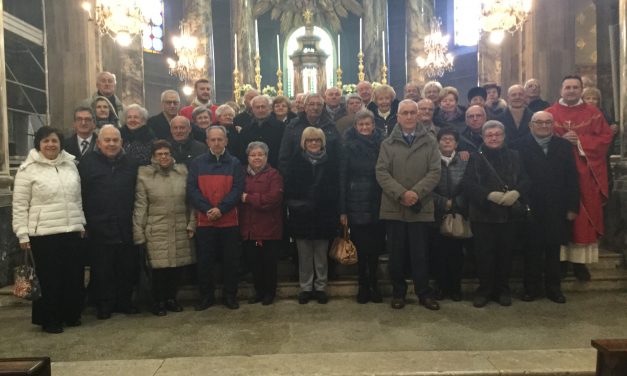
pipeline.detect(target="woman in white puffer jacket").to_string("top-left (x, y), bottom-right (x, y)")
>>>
top-left (12, 126), bottom-right (86, 334)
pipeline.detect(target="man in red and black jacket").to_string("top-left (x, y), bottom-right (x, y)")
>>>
top-left (187, 125), bottom-right (245, 311)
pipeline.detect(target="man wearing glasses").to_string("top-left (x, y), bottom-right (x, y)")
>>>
top-left (511, 111), bottom-right (580, 303)
top-left (65, 106), bottom-right (97, 163)
top-left (147, 90), bottom-right (181, 140)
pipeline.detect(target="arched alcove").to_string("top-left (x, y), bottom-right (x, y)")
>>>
top-left (285, 26), bottom-right (335, 96)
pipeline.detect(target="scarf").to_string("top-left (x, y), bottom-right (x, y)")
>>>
top-left (441, 151), bottom-right (456, 166)
top-left (304, 149), bottom-right (327, 165)
top-left (192, 97), bottom-right (212, 108)
top-left (533, 134), bottom-right (551, 155)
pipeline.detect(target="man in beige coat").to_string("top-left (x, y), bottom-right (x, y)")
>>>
top-left (376, 99), bottom-right (441, 311)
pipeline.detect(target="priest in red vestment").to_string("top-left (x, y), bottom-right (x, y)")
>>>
top-left (546, 75), bottom-right (613, 281)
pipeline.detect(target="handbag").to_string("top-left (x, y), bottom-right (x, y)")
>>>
top-left (13, 248), bottom-right (42, 301)
top-left (329, 224), bottom-right (358, 265)
top-left (440, 212), bottom-right (473, 238)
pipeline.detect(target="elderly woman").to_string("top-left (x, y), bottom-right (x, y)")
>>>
top-left (12, 126), bottom-right (86, 333)
top-left (92, 96), bottom-right (119, 129)
top-left (422, 81), bottom-right (443, 106)
top-left (121, 104), bottom-right (155, 165)
top-left (272, 95), bottom-right (297, 126)
top-left (212, 104), bottom-right (244, 161)
top-left (239, 141), bottom-right (284, 305)
top-left (462, 120), bottom-right (529, 308)
top-left (372, 85), bottom-right (398, 135)
top-left (191, 105), bottom-right (213, 143)
top-left (430, 128), bottom-right (468, 302)
top-left (284, 127), bottom-right (339, 305)
top-left (433, 87), bottom-right (466, 133)
top-left (339, 109), bottom-right (386, 304)
top-left (133, 140), bottom-right (195, 316)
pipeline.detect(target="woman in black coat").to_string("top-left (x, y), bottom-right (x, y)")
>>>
top-left (284, 127), bottom-right (340, 305)
top-left (339, 109), bottom-right (386, 304)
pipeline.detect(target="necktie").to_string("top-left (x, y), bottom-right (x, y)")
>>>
top-left (80, 140), bottom-right (89, 155)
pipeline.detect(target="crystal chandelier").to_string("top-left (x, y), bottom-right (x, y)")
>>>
top-left (417, 18), bottom-right (454, 78)
top-left (166, 21), bottom-right (207, 93)
top-left (82, 1), bottom-right (150, 47)
top-left (480, 0), bottom-right (532, 44)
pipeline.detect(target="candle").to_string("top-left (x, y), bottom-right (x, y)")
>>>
top-left (359, 18), bottom-right (362, 51)
top-left (276, 34), bottom-right (281, 70)
top-left (382, 31), bottom-right (386, 65)
top-left (234, 33), bottom-right (238, 67)
top-left (255, 19), bottom-right (259, 54)
top-left (337, 35), bottom-right (341, 66)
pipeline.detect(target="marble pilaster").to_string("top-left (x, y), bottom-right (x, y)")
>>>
top-left (231, 0), bottom-right (255, 87)
top-left (100, 37), bottom-right (145, 106)
top-left (361, 0), bottom-right (387, 83)
top-left (183, 0), bottom-right (215, 100)
top-left (406, 0), bottom-right (433, 85)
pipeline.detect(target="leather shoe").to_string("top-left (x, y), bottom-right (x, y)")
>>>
top-left (498, 293), bottom-right (512, 307)
top-left (224, 296), bottom-right (240, 310)
top-left (298, 291), bottom-right (311, 304)
top-left (419, 297), bottom-right (440, 311)
top-left (315, 291), bottom-right (329, 304)
top-left (573, 263), bottom-right (591, 281)
top-left (473, 295), bottom-right (489, 308)
top-left (369, 286), bottom-right (383, 303)
top-left (43, 325), bottom-right (63, 334)
top-left (165, 299), bottom-right (183, 312)
top-left (262, 295), bottom-right (274, 306)
top-left (194, 297), bottom-right (215, 311)
top-left (520, 292), bottom-right (536, 302)
top-left (390, 298), bottom-right (405, 309)
top-left (547, 292), bottom-right (567, 304)
top-left (248, 294), bottom-right (263, 304)
top-left (117, 305), bottom-right (140, 314)
top-left (152, 302), bottom-right (167, 316)
top-left (356, 287), bottom-right (370, 304)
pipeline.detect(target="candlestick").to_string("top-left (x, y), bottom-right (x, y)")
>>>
top-left (255, 19), bottom-right (259, 54)
top-left (382, 31), bottom-right (386, 65)
top-left (359, 18), bottom-right (362, 51)
top-left (358, 50), bottom-right (365, 82)
top-left (336, 66), bottom-right (343, 89)
top-left (233, 67), bottom-right (241, 104)
top-left (337, 34), bottom-right (341, 66)
top-left (234, 33), bottom-right (238, 68)
top-left (276, 34), bottom-right (281, 70)
top-left (277, 67), bottom-right (283, 96)
top-left (380, 64), bottom-right (388, 85)
top-left (254, 54), bottom-right (262, 91)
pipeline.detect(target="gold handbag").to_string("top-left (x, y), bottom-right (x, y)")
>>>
top-left (329, 224), bottom-right (358, 265)
top-left (440, 213), bottom-right (473, 239)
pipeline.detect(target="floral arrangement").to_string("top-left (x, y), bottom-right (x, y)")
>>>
top-left (262, 85), bottom-right (277, 97)
top-left (238, 83), bottom-right (254, 99)
top-left (342, 83), bottom-right (357, 94)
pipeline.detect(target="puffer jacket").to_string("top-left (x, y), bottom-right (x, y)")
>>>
top-left (133, 161), bottom-right (195, 268)
top-left (12, 149), bottom-right (86, 243)
top-left (432, 152), bottom-right (469, 223)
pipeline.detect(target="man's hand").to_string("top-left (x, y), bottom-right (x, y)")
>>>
top-left (459, 151), bottom-right (470, 161)
top-left (566, 211), bottom-right (578, 221)
top-left (187, 230), bottom-right (195, 239)
top-left (207, 208), bottom-right (222, 221)
top-left (19, 242), bottom-right (31, 251)
top-left (401, 191), bottom-right (419, 207)
top-left (562, 131), bottom-right (579, 145)
top-left (241, 193), bottom-right (248, 203)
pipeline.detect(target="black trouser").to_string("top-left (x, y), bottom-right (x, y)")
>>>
top-left (244, 240), bottom-right (279, 298)
top-left (90, 242), bottom-right (138, 312)
top-left (30, 233), bottom-right (84, 327)
top-left (196, 226), bottom-right (241, 299)
top-left (151, 267), bottom-right (183, 302)
top-left (431, 231), bottom-right (465, 295)
top-left (471, 222), bottom-right (516, 297)
top-left (524, 225), bottom-right (561, 295)
top-left (386, 221), bottom-right (430, 299)
top-left (351, 223), bottom-right (385, 288)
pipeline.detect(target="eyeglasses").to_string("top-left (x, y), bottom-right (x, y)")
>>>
top-left (305, 138), bottom-right (322, 143)
top-left (163, 100), bottom-right (180, 105)
top-left (398, 110), bottom-right (418, 116)
top-left (418, 107), bottom-right (434, 112)
top-left (155, 152), bottom-right (171, 158)
top-left (532, 120), bottom-right (553, 126)
top-left (75, 117), bottom-right (93, 123)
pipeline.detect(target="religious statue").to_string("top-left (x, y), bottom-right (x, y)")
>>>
top-left (254, 0), bottom-right (363, 33)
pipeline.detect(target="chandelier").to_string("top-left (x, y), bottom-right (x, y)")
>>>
top-left (166, 21), bottom-right (207, 94)
top-left (82, 1), bottom-right (150, 47)
top-left (480, 0), bottom-right (532, 44)
top-left (416, 18), bottom-right (454, 78)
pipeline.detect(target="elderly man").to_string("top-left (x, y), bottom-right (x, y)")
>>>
top-left (233, 88), bottom-right (260, 129)
top-left (404, 82), bottom-right (422, 102)
top-left (147, 90), bottom-right (181, 140)
top-left (278, 93), bottom-right (340, 174)
top-left (180, 79), bottom-right (218, 123)
top-left (212, 104), bottom-right (244, 160)
top-left (546, 75), bottom-right (613, 281)
top-left (169, 115), bottom-right (207, 167)
top-left (240, 95), bottom-right (285, 168)
top-left (323, 86), bottom-right (347, 120)
top-left (357, 81), bottom-right (373, 108)
top-left (188, 126), bottom-right (245, 310)
top-left (79, 125), bottom-right (139, 319)
top-left (511, 111), bottom-right (579, 303)
top-left (335, 93), bottom-right (363, 135)
top-left (291, 93), bottom-right (306, 114)
top-left (84, 72), bottom-right (124, 122)
top-left (416, 98), bottom-right (439, 137)
top-left (458, 105), bottom-right (487, 152)
top-left (525, 78), bottom-right (550, 112)
top-left (494, 84), bottom-right (533, 145)
top-left (376, 99), bottom-right (441, 311)
top-left (65, 106), bottom-right (97, 162)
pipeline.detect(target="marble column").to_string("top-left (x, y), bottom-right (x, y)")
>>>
top-left (361, 0), bottom-right (387, 82)
top-left (231, 0), bottom-right (255, 87)
top-left (183, 0), bottom-right (215, 100)
top-left (406, 0), bottom-right (433, 85)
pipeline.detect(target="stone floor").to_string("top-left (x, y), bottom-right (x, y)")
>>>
top-left (1, 290), bottom-right (627, 375)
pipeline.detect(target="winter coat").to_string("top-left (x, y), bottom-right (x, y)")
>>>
top-left (79, 149), bottom-right (138, 244)
top-left (374, 112), bottom-right (397, 136)
top-left (494, 107), bottom-right (533, 145)
top-left (457, 127), bottom-right (484, 153)
top-left (510, 134), bottom-right (580, 244)
top-left (432, 152), bottom-right (469, 224)
top-left (284, 150), bottom-right (339, 239)
top-left (171, 137), bottom-right (207, 168)
top-left (12, 149), bottom-right (86, 243)
top-left (146, 112), bottom-right (173, 141)
top-left (433, 105), bottom-right (467, 133)
top-left (278, 112), bottom-right (340, 175)
top-left (133, 161), bottom-right (195, 268)
top-left (461, 145), bottom-right (530, 223)
top-left (375, 124), bottom-right (441, 222)
top-left (339, 127), bottom-right (384, 225)
top-left (239, 165), bottom-right (284, 240)
top-left (239, 117), bottom-right (285, 169)
top-left (120, 125), bottom-right (156, 166)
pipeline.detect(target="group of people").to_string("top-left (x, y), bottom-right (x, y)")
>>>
top-left (12, 70), bottom-right (615, 334)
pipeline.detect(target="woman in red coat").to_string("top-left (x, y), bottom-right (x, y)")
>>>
top-left (240, 141), bottom-right (284, 305)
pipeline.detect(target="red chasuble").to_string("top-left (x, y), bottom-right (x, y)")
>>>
top-left (546, 101), bottom-right (612, 245)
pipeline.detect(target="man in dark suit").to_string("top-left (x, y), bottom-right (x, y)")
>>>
top-left (147, 90), bottom-right (181, 140)
top-left (511, 111), bottom-right (580, 303)
top-left (494, 84), bottom-right (534, 145)
top-left (65, 106), bottom-right (97, 162)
